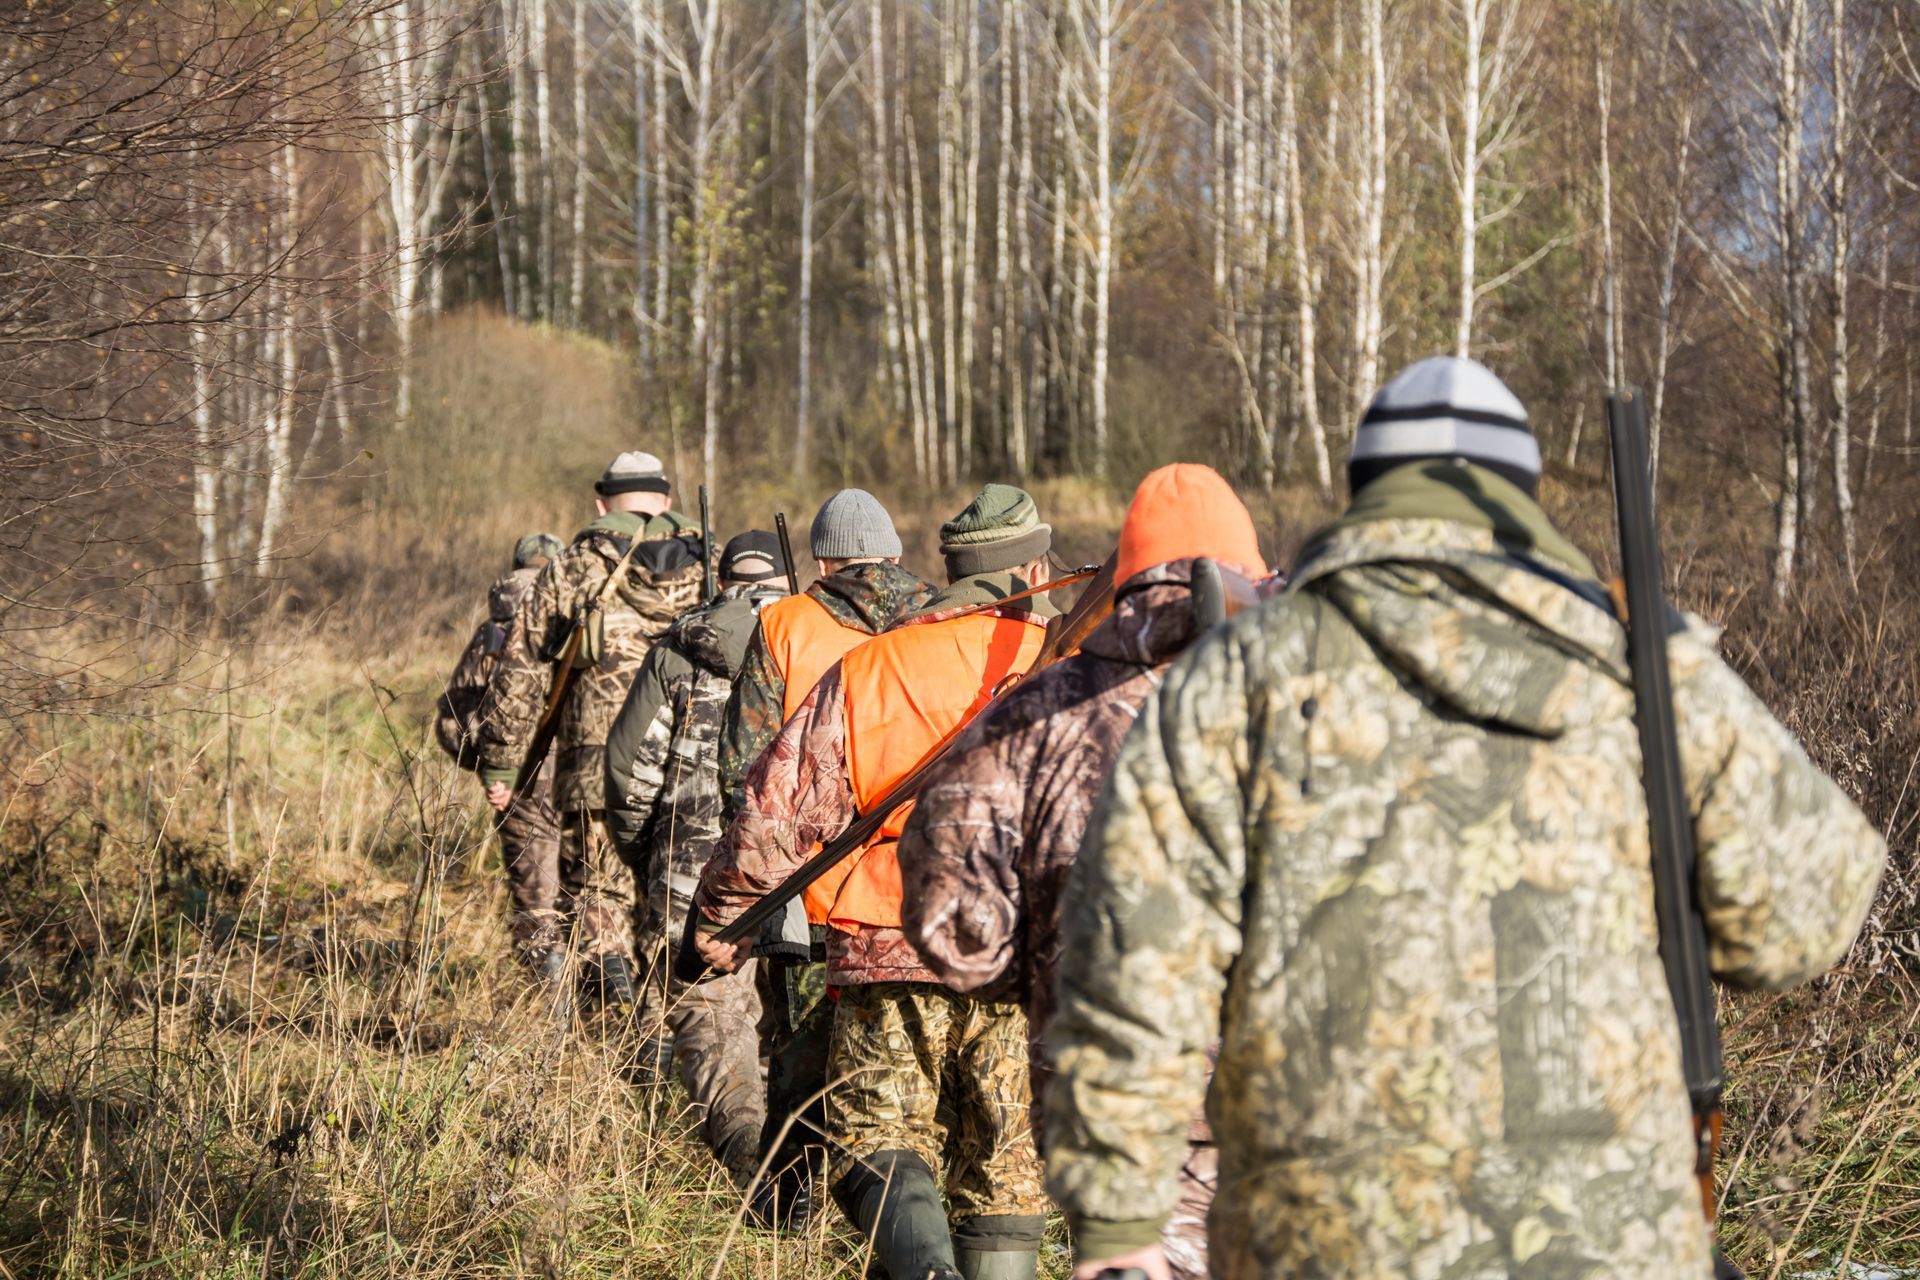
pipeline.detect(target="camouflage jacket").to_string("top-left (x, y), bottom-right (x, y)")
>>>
top-left (1044, 463), bottom-right (1887, 1277)
top-left (697, 572), bottom-right (1055, 986)
top-left (718, 559), bottom-right (935, 816)
top-left (603, 583), bottom-right (785, 941)
top-left (899, 561), bottom-right (1203, 1096)
top-left (436, 566), bottom-right (542, 770)
top-left (476, 510), bottom-right (704, 812)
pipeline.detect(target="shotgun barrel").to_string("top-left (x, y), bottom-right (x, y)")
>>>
top-left (1607, 387), bottom-right (1726, 1224)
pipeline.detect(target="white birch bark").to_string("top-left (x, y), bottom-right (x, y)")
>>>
top-left (531, 0), bottom-right (554, 319)
top-left (569, 0), bottom-right (589, 323)
top-left (368, 0), bottom-right (469, 429)
top-left (1772, 0), bottom-right (1814, 598)
top-left (1281, 0), bottom-right (1328, 490)
top-left (1827, 0), bottom-right (1856, 576)
top-left (1353, 0), bottom-right (1388, 413)
top-left (1862, 225), bottom-right (1888, 492)
top-left (508, 0), bottom-right (535, 316)
top-left (1648, 98), bottom-right (1693, 477)
top-left (796, 0), bottom-right (822, 479)
top-left (257, 145), bottom-right (299, 574)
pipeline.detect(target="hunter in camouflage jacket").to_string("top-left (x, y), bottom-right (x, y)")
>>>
top-left (1045, 461), bottom-right (1887, 1279)
top-left (437, 565), bottom-right (543, 771)
top-left (717, 559), bottom-right (934, 814)
top-left (898, 559), bottom-right (1238, 1280)
top-left (697, 572), bottom-right (1055, 986)
top-left (900, 559), bottom-right (1218, 1092)
top-left (604, 581), bottom-right (785, 948)
top-left (477, 510), bottom-right (704, 813)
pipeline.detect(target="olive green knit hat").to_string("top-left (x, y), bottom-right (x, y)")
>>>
top-left (513, 532), bottom-right (564, 569)
top-left (938, 483), bottom-right (1052, 578)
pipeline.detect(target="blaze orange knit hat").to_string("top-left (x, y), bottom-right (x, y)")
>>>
top-left (1115, 464), bottom-right (1267, 587)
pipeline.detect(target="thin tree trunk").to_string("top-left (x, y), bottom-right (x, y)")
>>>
top-left (1827, 0), bottom-right (1856, 577)
top-left (796, 0), bottom-right (821, 480)
top-left (631, 0), bottom-right (652, 369)
top-left (1597, 51), bottom-right (1618, 388)
top-left (1862, 225), bottom-right (1888, 493)
top-left (570, 0), bottom-right (589, 323)
top-left (532, 0), bottom-right (554, 319)
top-left (1281, 0), bottom-right (1328, 490)
top-left (1773, 0), bottom-right (1813, 599)
top-left (1011, 0), bottom-right (1037, 472)
top-left (991, 0), bottom-right (1014, 469)
top-left (258, 144), bottom-right (298, 575)
top-left (1355, 0), bottom-right (1387, 411)
top-left (958, 0), bottom-right (982, 477)
top-left (475, 77), bottom-right (517, 316)
top-left (1649, 100), bottom-right (1693, 477)
top-left (907, 122), bottom-right (943, 483)
top-left (509, 0), bottom-right (535, 316)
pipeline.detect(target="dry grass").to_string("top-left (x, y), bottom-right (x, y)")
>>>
top-left (0, 636), bottom-right (961, 1279)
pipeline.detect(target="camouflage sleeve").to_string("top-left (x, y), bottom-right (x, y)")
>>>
top-left (719, 622), bottom-right (787, 820)
top-left (474, 557), bottom-right (570, 786)
top-left (1044, 630), bottom-right (1253, 1259)
top-left (696, 664), bottom-right (856, 926)
top-left (604, 641), bottom-right (681, 858)
top-left (897, 707), bottom-right (1031, 995)
top-left (1670, 627), bottom-right (1887, 990)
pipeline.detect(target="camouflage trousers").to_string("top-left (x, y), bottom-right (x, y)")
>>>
top-left (759, 958), bottom-right (833, 1175)
top-left (497, 771), bottom-right (561, 959)
top-left (666, 958), bottom-right (769, 1184)
top-left (826, 983), bottom-right (1049, 1222)
top-left (1164, 1141), bottom-right (1217, 1280)
top-left (559, 811), bottom-right (637, 961)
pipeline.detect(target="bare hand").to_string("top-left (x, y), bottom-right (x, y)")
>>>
top-left (695, 930), bottom-right (743, 974)
top-left (1072, 1244), bottom-right (1171, 1280)
top-left (485, 782), bottom-right (513, 813)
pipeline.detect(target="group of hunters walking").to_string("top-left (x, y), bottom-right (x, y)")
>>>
top-left (435, 355), bottom-right (1887, 1280)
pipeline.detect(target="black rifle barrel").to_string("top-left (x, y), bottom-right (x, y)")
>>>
top-left (699, 484), bottom-right (716, 601)
top-left (775, 511), bottom-right (801, 597)
top-left (1607, 389), bottom-right (1725, 1122)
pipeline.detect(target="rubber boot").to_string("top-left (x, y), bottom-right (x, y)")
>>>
top-left (952, 1215), bottom-right (1044, 1280)
top-left (832, 1150), bottom-right (958, 1280)
top-left (952, 1249), bottom-right (1037, 1280)
top-left (583, 953), bottom-right (637, 1013)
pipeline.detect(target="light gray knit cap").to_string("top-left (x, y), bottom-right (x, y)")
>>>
top-left (810, 488), bottom-right (902, 559)
top-left (595, 450), bottom-right (670, 497)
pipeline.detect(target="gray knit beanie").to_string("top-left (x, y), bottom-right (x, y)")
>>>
top-left (810, 488), bottom-right (902, 559)
top-left (596, 451), bottom-right (670, 497)
top-left (1349, 356), bottom-right (1541, 497)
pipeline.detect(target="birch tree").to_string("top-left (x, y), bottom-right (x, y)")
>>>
top-left (367, 0), bottom-right (470, 428)
top-left (1440, 0), bottom-right (1544, 358)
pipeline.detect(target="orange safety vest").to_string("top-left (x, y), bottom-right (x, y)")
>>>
top-left (808, 609), bottom-right (1049, 934)
top-left (759, 592), bottom-right (873, 723)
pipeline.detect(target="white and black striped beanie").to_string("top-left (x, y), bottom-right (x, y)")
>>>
top-left (1349, 356), bottom-right (1541, 497)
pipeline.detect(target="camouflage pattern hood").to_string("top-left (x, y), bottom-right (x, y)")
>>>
top-left (1289, 511), bottom-right (1631, 739)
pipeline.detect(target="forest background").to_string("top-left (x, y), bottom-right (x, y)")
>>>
top-left (3, 0), bottom-right (1919, 1275)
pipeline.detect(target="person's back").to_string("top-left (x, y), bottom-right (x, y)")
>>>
top-left (718, 489), bottom-right (934, 814)
top-left (1044, 360), bottom-right (1887, 1280)
top-left (436, 533), bottom-right (565, 971)
top-left (605, 532), bottom-right (791, 1188)
top-left (475, 452), bottom-right (704, 1006)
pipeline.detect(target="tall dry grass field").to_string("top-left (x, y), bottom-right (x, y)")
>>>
top-left (3, 313), bottom-right (1915, 1277)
